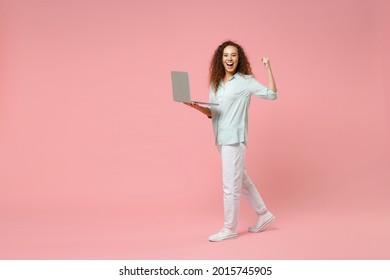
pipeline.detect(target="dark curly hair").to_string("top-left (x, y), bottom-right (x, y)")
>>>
top-left (209, 40), bottom-right (253, 92)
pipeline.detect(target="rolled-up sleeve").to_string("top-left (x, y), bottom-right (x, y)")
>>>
top-left (258, 88), bottom-right (277, 100)
top-left (248, 76), bottom-right (277, 100)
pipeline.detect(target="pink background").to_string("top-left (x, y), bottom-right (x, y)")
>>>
top-left (1, 0), bottom-right (389, 259)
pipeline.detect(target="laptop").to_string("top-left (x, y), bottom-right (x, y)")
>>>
top-left (171, 71), bottom-right (219, 106)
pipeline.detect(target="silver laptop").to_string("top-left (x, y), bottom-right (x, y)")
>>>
top-left (171, 71), bottom-right (219, 106)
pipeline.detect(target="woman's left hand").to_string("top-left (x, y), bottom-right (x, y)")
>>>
top-left (262, 57), bottom-right (271, 69)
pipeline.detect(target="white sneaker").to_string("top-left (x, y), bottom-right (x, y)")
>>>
top-left (248, 211), bottom-right (275, 233)
top-left (208, 227), bottom-right (238, 242)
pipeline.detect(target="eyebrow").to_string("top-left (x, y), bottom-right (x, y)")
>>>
top-left (223, 52), bottom-right (238, 55)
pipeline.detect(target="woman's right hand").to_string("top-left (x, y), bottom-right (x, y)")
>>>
top-left (183, 102), bottom-right (212, 118)
top-left (184, 102), bottom-right (200, 109)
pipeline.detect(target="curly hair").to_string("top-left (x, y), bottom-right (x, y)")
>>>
top-left (209, 40), bottom-right (253, 92)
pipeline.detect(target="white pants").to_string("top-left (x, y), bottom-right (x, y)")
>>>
top-left (218, 143), bottom-right (268, 230)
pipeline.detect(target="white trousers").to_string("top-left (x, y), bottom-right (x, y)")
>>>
top-left (218, 143), bottom-right (268, 230)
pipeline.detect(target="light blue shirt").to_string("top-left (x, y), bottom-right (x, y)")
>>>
top-left (209, 73), bottom-right (277, 146)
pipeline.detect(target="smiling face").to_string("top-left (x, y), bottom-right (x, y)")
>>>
top-left (222, 45), bottom-right (239, 76)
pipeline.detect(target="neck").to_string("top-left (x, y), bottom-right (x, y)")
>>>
top-left (224, 72), bottom-right (235, 82)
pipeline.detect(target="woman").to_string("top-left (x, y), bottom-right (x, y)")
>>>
top-left (185, 40), bottom-right (277, 242)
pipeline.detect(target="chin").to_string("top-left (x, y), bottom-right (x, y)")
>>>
top-left (225, 67), bottom-right (237, 73)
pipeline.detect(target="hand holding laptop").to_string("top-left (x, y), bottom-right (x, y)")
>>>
top-left (183, 102), bottom-right (199, 108)
top-left (183, 101), bottom-right (212, 118)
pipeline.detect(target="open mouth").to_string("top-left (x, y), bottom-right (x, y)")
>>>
top-left (226, 62), bottom-right (234, 67)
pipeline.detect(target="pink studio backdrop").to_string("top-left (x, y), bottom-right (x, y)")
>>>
top-left (1, 0), bottom-right (389, 259)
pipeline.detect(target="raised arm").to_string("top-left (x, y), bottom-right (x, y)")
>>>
top-left (262, 57), bottom-right (277, 93)
top-left (184, 102), bottom-right (212, 118)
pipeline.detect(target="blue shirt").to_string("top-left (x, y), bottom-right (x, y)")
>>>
top-left (209, 73), bottom-right (277, 146)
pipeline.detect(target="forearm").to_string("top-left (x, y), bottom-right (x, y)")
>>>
top-left (266, 67), bottom-right (277, 93)
top-left (262, 57), bottom-right (277, 93)
top-left (198, 106), bottom-right (212, 117)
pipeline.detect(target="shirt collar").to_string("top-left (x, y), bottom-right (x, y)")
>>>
top-left (219, 72), bottom-right (241, 86)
